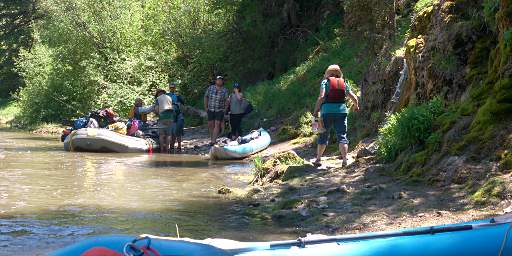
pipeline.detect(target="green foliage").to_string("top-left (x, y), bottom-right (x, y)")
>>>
top-left (483, 0), bottom-right (500, 29)
top-left (10, 0), bottom-right (345, 125)
top-left (14, 0), bottom-right (239, 124)
top-left (252, 156), bottom-right (266, 181)
top-left (252, 151), bottom-right (306, 184)
top-left (504, 29), bottom-right (512, 49)
top-left (377, 97), bottom-right (444, 162)
top-left (425, 132), bottom-right (442, 153)
top-left (274, 151), bottom-right (305, 166)
top-left (276, 112), bottom-right (314, 141)
top-left (472, 177), bottom-right (507, 204)
top-left (499, 151), bottom-right (512, 171)
top-left (432, 51), bottom-right (459, 73)
top-left (245, 37), bottom-right (369, 133)
top-left (0, 0), bottom-right (36, 98)
top-left (414, 0), bottom-right (437, 13)
top-left (0, 98), bottom-right (20, 123)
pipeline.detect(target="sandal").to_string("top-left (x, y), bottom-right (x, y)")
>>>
top-left (313, 159), bottom-right (322, 167)
top-left (342, 160), bottom-right (348, 167)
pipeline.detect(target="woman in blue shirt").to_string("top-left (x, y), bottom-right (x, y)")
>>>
top-left (313, 64), bottom-right (360, 167)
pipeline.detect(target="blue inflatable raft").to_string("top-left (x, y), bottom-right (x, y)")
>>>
top-left (210, 128), bottom-right (271, 160)
top-left (51, 215), bottom-right (512, 256)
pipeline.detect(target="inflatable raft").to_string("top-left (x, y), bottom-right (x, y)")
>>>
top-left (51, 215), bottom-right (512, 256)
top-left (210, 129), bottom-right (271, 160)
top-left (64, 128), bottom-right (158, 153)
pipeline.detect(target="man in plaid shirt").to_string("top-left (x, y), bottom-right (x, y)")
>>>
top-left (204, 76), bottom-right (230, 145)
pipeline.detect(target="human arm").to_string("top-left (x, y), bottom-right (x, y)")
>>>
top-left (224, 93), bottom-right (230, 113)
top-left (128, 107), bottom-right (135, 119)
top-left (204, 93), bottom-right (209, 112)
top-left (313, 81), bottom-right (327, 118)
top-left (137, 104), bottom-right (155, 114)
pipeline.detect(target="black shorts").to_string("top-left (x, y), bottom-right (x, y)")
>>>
top-left (208, 111), bottom-right (225, 121)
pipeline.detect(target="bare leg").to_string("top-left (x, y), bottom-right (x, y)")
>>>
top-left (170, 135), bottom-right (176, 153)
top-left (315, 144), bottom-right (327, 164)
top-left (208, 120), bottom-right (214, 144)
top-left (166, 135), bottom-right (172, 154)
top-left (159, 134), bottom-right (166, 153)
top-left (213, 120), bottom-right (223, 144)
top-left (339, 143), bottom-right (348, 165)
top-left (220, 120), bottom-right (225, 137)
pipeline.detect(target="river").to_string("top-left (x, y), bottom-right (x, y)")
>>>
top-left (0, 129), bottom-right (292, 255)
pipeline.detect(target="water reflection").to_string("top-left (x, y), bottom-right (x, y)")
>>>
top-left (0, 129), bottom-right (292, 254)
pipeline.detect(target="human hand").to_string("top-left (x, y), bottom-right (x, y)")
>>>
top-left (352, 104), bottom-right (360, 112)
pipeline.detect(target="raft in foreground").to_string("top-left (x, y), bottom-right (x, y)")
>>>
top-left (51, 215), bottom-right (512, 256)
top-left (210, 128), bottom-right (271, 160)
top-left (64, 128), bottom-right (158, 153)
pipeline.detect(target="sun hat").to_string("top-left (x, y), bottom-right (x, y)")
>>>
top-left (324, 64), bottom-right (342, 78)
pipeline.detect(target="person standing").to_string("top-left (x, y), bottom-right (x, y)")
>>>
top-left (313, 65), bottom-right (359, 167)
top-left (167, 82), bottom-right (185, 152)
top-left (156, 89), bottom-right (174, 153)
top-left (229, 83), bottom-right (245, 140)
top-left (204, 76), bottom-right (230, 146)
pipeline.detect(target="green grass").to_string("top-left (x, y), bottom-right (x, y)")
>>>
top-left (472, 177), bottom-right (507, 204)
top-left (0, 98), bottom-right (20, 124)
top-left (377, 98), bottom-right (444, 162)
top-left (244, 36), bottom-right (370, 133)
top-left (391, 14), bottom-right (412, 58)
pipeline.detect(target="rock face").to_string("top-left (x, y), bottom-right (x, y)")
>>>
top-left (399, 0), bottom-right (488, 109)
top-left (360, 0), bottom-right (505, 127)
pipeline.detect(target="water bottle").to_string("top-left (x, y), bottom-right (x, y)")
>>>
top-left (312, 116), bottom-right (319, 133)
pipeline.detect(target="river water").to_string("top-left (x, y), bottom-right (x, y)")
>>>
top-left (0, 129), bottom-right (291, 255)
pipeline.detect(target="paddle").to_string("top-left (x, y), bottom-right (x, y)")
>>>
top-left (269, 219), bottom-right (511, 249)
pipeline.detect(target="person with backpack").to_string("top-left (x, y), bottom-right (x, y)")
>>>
top-left (228, 83), bottom-right (246, 140)
top-left (204, 76), bottom-right (230, 146)
top-left (167, 82), bottom-right (185, 152)
top-left (313, 64), bottom-right (359, 167)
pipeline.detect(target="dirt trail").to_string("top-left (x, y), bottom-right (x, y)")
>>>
top-left (233, 138), bottom-right (508, 236)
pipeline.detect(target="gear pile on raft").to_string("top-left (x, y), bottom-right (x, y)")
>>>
top-left (61, 78), bottom-right (268, 160)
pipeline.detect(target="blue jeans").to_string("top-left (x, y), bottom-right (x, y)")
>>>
top-left (172, 114), bottom-right (185, 137)
top-left (317, 113), bottom-right (349, 145)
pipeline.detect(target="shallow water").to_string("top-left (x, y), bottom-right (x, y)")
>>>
top-left (0, 129), bottom-right (292, 255)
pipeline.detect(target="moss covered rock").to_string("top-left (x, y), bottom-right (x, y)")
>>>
top-left (472, 177), bottom-right (509, 204)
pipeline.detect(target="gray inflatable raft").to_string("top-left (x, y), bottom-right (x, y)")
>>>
top-left (64, 128), bottom-right (157, 153)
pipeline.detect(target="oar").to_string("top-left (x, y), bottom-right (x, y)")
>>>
top-left (269, 220), bottom-right (509, 249)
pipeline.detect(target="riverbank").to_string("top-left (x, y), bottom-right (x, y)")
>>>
top-left (219, 137), bottom-right (512, 237)
top-left (0, 99), bottom-right (65, 135)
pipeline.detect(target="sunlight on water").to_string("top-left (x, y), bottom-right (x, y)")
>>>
top-left (0, 129), bottom-right (292, 255)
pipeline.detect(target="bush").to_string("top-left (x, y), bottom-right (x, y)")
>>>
top-left (377, 97), bottom-right (444, 162)
top-left (472, 177), bottom-right (507, 204)
top-left (414, 0), bottom-right (437, 13)
top-left (483, 0), bottom-right (500, 29)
